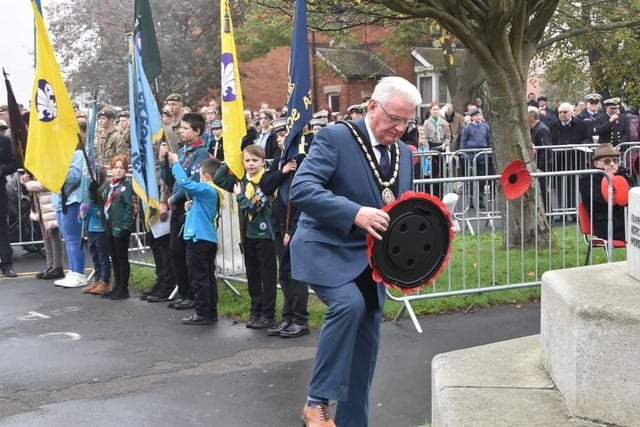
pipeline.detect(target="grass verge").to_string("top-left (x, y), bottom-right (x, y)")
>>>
top-left (129, 224), bottom-right (625, 329)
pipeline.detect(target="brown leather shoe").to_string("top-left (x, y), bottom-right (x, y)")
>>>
top-left (301, 403), bottom-right (335, 427)
top-left (90, 280), bottom-right (111, 295)
top-left (82, 281), bottom-right (99, 294)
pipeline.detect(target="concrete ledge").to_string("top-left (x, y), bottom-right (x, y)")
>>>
top-left (431, 335), bottom-right (597, 427)
top-left (541, 261), bottom-right (640, 427)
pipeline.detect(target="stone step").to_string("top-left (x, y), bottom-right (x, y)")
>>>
top-left (431, 335), bottom-right (604, 426)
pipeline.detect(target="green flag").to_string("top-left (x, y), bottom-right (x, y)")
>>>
top-left (134, 0), bottom-right (162, 80)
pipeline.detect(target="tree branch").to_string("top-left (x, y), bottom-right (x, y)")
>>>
top-left (537, 18), bottom-right (640, 49)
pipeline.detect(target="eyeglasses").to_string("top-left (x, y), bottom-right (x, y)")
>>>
top-left (376, 101), bottom-right (415, 128)
top-left (588, 100), bottom-right (599, 104)
top-left (601, 158), bottom-right (619, 165)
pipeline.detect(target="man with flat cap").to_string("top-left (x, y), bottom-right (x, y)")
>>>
top-left (577, 93), bottom-right (605, 124)
top-left (95, 106), bottom-right (127, 167)
top-left (594, 97), bottom-right (630, 146)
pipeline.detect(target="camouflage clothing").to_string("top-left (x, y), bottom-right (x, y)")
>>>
top-left (95, 128), bottom-right (128, 167)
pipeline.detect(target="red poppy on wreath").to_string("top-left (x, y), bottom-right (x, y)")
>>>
top-left (367, 191), bottom-right (454, 295)
top-left (500, 160), bottom-right (531, 200)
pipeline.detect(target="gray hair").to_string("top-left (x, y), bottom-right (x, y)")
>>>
top-left (527, 106), bottom-right (540, 119)
top-left (371, 76), bottom-right (422, 107)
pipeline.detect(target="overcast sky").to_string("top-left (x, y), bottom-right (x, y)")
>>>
top-left (1, 0), bottom-right (51, 107)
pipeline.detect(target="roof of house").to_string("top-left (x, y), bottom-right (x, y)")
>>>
top-left (411, 47), bottom-right (465, 71)
top-left (315, 47), bottom-right (395, 80)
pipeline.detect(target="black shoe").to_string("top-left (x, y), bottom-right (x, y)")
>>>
top-left (141, 283), bottom-right (162, 298)
top-left (280, 323), bottom-right (310, 338)
top-left (168, 298), bottom-right (184, 309)
top-left (182, 313), bottom-right (217, 325)
top-left (100, 289), bottom-right (117, 299)
top-left (1, 267), bottom-right (18, 278)
top-left (174, 299), bottom-right (196, 310)
top-left (42, 267), bottom-right (64, 280)
top-left (147, 294), bottom-right (173, 303)
top-left (36, 267), bottom-right (52, 279)
top-left (267, 320), bottom-right (291, 336)
top-left (251, 317), bottom-right (276, 329)
top-left (110, 292), bottom-right (130, 300)
top-left (246, 316), bottom-right (259, 329)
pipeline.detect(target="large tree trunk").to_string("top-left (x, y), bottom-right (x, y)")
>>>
top-left (452, 51), bottom-right (484, 112)
top-left (483, 68), bottom-right (551, 248)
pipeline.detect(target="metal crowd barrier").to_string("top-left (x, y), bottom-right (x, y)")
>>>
top-left (7, 143), bottom-right (638, 333)
top-left (386, 166), bottom-right (631, 333)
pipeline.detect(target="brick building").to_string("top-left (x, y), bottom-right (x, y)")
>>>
top-left (237, 25), bottom-right (458, 119)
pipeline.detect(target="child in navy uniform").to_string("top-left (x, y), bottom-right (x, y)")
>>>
top-left (168, 152), bottom-right (223, 324)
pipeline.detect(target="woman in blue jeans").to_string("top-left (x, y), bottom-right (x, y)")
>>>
top-left (53, 148), bottom-right (86, 288)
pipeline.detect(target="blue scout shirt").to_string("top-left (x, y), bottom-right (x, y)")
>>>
top-left (171, 162), bottom-right (218, 244)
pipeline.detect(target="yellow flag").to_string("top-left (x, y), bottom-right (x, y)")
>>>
top-left (25, 0), bottom-right (80, 193)
top-left (221, 0), bottom-right (246, 179)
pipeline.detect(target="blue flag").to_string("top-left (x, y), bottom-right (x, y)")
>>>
top-left (127, 35), bottom-right (162, 226)
top-left (283, 0), bottom-right (312, 162)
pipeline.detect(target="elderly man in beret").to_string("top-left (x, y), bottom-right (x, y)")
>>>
top-left (593, 97), bottom-right (630, 146)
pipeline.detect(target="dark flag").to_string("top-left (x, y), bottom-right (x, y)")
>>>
top-left (134, 0), bottom-right (162, 81)
top-left (283, 0), bottom-right (312, 162)
top-left (3, 69), bottom-right (28, 168)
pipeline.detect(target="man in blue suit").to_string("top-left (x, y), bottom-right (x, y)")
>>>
top-left (291, 76), bottom-right (422, 427)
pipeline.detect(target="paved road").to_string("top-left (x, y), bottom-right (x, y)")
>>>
top-left (0, 249), bottom-right (540, 427)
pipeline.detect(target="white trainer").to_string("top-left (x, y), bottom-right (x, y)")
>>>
top-left (54, 272), bottom-right (74, 287)
top-left (57, 272), bottom-right (87, 288)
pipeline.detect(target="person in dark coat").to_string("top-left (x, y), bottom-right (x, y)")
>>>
top-left (528, 107), bottom-right (552, 210)
top-left (260, 118), bottom-right (311, 338)
top-left (0, 134), bottom-right (18, 277)
top-left (593, 97), bottom-right (630, 146)
top-left (548, 102), bottom-right (594, 218)
top-left (577, 93), bottom-right (605, 125)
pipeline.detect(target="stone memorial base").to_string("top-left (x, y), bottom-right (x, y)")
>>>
top-left (432, 261), bottom-right (640, 427)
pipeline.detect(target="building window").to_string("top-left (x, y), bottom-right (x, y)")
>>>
top-left (417, 73), bottom-right (451, 120)
top-left (328, 94), bottom-right (340, 115)
top-left (438, 75), bottom-right (448, 103)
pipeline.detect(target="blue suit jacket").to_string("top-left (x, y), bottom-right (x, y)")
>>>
top-left (290, 118), bottom-right (414, 302)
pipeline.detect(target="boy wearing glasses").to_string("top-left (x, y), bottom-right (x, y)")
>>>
top-left (579, 143), bottom-right (632, 241)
